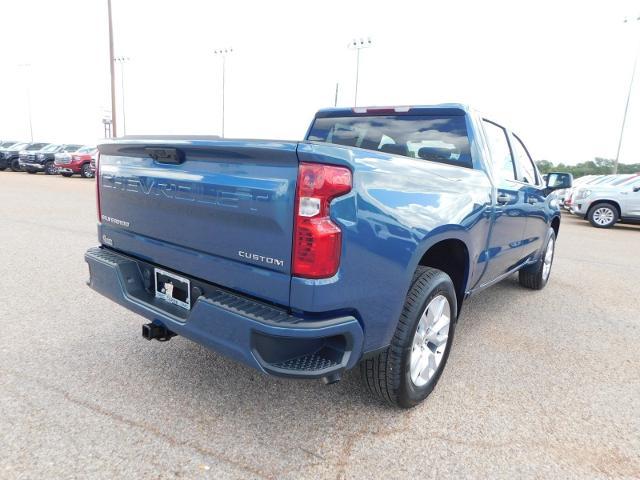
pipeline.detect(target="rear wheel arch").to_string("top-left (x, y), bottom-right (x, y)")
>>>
top-left (416, 238), bottom-right (470, 316)
top-left (551, 215), bottom-right (560, 238)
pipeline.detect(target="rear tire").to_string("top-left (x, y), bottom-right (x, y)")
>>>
top-left (360, 266), bottom-right (457, 408)
top-left (10, 159), bottom-right (21, 172)
top-left (80, 163), bottom-right (93, 178)
top-left (519, 229), bottom-right (556, 290)
top-left (588, 203), bottom-right (617, 228)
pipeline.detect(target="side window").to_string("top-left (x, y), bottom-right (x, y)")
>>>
top-left (483, 120), bottom-right (516, 181)
top-left (511, 134), bottom-right (538, 185)
top-left (628, 178), bottom-right (640, 191)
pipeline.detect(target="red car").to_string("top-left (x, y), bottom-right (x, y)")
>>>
top-left (54, 146), bottom-right (97, 178)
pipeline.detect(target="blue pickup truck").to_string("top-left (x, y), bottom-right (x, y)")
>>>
top-left (85, 104), bottom-right (571, 408)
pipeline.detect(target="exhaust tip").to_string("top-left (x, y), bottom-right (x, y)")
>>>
top-left (321, 372), bottom-right (342, 385)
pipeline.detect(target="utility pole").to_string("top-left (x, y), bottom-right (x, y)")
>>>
top-left (614, 15), bottom-right (640, 174)
top-left (107, 0), bottom-right (117, 137)
top-left (17, 63), bottom-right (33, 142)
top-left (334, 82), bottom-right (339, 107)
top-left (348, 38), bottom-right (373, 106)
top-left (213, 48), bottom-right (233, 138)
top-left (115, 56), bottom-right (130, 135)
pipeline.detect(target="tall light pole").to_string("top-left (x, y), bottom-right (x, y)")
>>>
top-left (614, 15), bottom-right (640, 174)
top-left (107, 0), bottom-right (117, 137)
top-left (348, 37), bottom-right (373, 107)
top-left (115, 56), bottom-right (130, 135)
top-left (17, 63), bottom-right (33, 142)
top-left (213, 48), bottom-right (233, 138)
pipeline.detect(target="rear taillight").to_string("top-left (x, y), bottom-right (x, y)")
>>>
top-left (96, 153), bottom-right (101, 222)
top-left (292, 163), bottom-right (352, 278)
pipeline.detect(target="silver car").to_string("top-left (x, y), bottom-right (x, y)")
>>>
top-left (570, 175), bottom-right (640, 228)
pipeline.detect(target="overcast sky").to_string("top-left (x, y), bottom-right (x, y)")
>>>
top-left (1, 0), bottom-right (639, 165)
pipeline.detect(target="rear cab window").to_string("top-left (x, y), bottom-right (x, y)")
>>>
top-left (306, 113), bottom-right (472, 169)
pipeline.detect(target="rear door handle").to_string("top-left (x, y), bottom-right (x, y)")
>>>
top-left (497, 193), bottom-right (511, 205)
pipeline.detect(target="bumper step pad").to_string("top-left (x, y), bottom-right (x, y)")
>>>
top-left (272, 352), bottom-right (339, 372)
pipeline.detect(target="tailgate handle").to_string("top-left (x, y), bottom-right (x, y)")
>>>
top-left (146, 148), bottom-right (184, 164)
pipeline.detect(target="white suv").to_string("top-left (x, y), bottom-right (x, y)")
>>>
top-left (571, 175), bottom-right (640, 228)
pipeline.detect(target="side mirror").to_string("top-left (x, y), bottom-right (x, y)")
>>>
top-left (545, 172), bottom-right (572, 194)
top-left (633, 186), bottom-right (640, 193)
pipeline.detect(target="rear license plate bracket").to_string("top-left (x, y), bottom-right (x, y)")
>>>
top-left (154, 268), bottom-right (191, 310)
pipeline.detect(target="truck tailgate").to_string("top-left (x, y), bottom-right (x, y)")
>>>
top-left (97, 139), bottom-right (299, 306)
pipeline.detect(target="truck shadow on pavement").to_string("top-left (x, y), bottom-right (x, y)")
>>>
top-left (132, 275), bottom-right (521, 406)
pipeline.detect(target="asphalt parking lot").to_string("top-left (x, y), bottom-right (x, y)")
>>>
top-left (1, 172), bottom-right (639, 479)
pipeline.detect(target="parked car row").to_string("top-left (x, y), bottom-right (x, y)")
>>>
top-left (561, 173), bottom-right (640, 228)
top-left (0, 141), bottom-right (97, 178)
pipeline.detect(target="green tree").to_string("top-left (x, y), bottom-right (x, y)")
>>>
top-left (536, 160), bottom-right (554, 174)
top-left (535, 158), bottom-right (640, 178)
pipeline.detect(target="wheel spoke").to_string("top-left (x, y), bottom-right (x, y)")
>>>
top-left (410, 349), bottom-right (422, 377)
top-left (412, 330), bottom-right (423, 349)
top-left (431, 315), bottom-right (450, 336)
top-left (411, 349), bottom-right (427, 383)
top-left (416, 350), bottom-right (429, 377)
top-left (419, 352), bottom-right (436, 381)
top-left (429, 351), bottom-right (437, 371)
top-left (414, 318), bottom-right (427, 346)
top-left (423, 305), bottom-right (435, 327)
top-left (431, 296), bottom-right (446, 320)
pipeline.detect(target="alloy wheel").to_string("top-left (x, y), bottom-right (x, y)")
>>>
top-left (410, 294), bottom-right (451, 387)
top-left (592, 207), bottom-right (614, 226)
top-left (542, 237), bottom-right (554, 281)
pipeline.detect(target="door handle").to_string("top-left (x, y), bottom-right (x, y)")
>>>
top-left (497, 193), bottom-right (511, 205)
